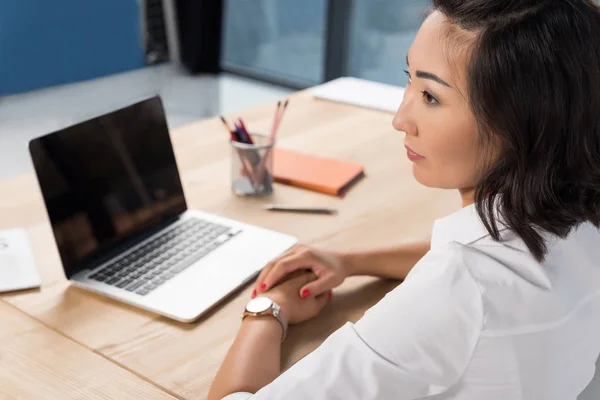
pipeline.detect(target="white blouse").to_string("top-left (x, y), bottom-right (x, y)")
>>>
top-left (223, 204), bottom-right (600, 399)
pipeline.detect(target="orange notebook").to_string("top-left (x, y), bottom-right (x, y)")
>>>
top-left (272, 148), bottom-right (365, 196)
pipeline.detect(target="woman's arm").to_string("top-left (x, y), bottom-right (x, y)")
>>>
top-left (208, 273), bottom-right (330, 400)
top-left (342, 240), bottom-right (430, 281)
top-left (214, 245), bottom-right (483, 400)
top-left (253, 240), bottom-right (431, 299)
top-left (207, 317), bottom-right (282, 400)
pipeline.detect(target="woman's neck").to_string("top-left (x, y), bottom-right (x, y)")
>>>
top-left (460, 188), bottom-right (476, 208)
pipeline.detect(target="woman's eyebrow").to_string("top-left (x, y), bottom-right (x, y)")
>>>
top-left (406, 55), bottom-right (453, 88)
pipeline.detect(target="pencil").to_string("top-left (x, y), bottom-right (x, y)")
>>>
top-left (269, 101), bottom-right (282, 142)
top-left (220, 116), bottom-right (235, 135)
top-left (255, 99), bottom-right (290, 185)
top-left (238, 118), bottom-right (253, 144)
top-left (221, 116), bottom-right (257, 188)
top-left (272, 99), bottom-right (289, 142)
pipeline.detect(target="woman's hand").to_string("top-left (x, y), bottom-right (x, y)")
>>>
top-left (253, 245), bottom-right (348, 300)
top-left (262, 271), bottom-right (331, 325)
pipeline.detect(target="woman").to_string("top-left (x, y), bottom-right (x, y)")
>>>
top-left (209, 0), bottom-right (600, 398)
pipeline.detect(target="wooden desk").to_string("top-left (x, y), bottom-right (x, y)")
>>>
top-left (0, 92), bottom-right (461, 399)
top-left (0, 302), bottom-right (176, 399)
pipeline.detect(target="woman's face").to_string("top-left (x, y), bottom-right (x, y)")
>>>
top-left (393, 11), bottom-right (491, 193)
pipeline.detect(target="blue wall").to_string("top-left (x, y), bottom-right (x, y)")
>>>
top-left (0, 0), bottom-right (145, 95)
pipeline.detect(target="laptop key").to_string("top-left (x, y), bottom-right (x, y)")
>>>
top-left (165, 258), bottom-right (177, 267)
top-left (136, 289), bottom-right (150, 296)
top-left (144, 283), bottom-right (159, 291)
top-left (116, 279), bottom-right (133, 288)
top-left (125, 280), bottom-right (146, 291)
top-left (162, 272), bottom-right (176, 279)
top-left (170, 257), bottom-right (197, 273)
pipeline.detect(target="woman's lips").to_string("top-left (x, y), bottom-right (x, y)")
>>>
top-left (405, 145), bottom-right (425, 161)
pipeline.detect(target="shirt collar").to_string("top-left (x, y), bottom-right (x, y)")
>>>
top-left (431, 203), bottom-right (509, 250)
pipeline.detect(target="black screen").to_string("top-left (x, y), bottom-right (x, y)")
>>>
top-left (29, 96), bottom-right (187, 278)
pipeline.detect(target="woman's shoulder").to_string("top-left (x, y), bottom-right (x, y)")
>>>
top-left (354, 242), bottom-right (485, 390)
top-left (388, 242), bottom-right (484, 321)
top-left (407, 241), bottom-right (480, 288)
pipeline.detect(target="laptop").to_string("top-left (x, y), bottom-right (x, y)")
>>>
top-left (29, 96), bottom-right (297, 322)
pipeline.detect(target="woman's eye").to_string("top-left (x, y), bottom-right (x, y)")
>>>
top-left (422, 91), bottom-right (439, 105)
top-left (403, 69), bottom-right (412, 84)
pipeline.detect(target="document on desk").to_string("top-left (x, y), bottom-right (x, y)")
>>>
top-left (310, 77), bottom-right (405, 114)
top-left (0, 228), bottom-right (41, 293)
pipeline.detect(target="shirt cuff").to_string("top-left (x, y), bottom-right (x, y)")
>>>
top-left (221, 392), bottom-right (254, 400)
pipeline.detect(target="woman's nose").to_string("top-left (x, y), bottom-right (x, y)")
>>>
top-left (392, 93), bottom-right (417, 136)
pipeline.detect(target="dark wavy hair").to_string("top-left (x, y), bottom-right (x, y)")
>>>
top-left (431, 0), bottom-right (600, 261)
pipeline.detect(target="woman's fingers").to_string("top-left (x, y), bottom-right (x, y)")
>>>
top-left (253, 247), bottom-right (301, 293)
top-left (299, 275), bottom-right (335, 298)
top-left (252, 260), bottom-right (276, 297)
top-left (259, 254), bottom-right (314, 293)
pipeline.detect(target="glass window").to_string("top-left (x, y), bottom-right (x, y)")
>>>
top-left (222, 0), bottom-right (328, 86)
top-left (347, 0), bottom-right (430, 87)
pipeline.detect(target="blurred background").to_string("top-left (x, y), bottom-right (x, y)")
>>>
top-left (0, 0), bottom-right (427, 179)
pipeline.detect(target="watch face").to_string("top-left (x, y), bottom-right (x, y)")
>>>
top-left (247, 296), bottom-right (273, 313)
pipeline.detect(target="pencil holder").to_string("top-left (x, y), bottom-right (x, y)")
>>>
top-left (230, 133), bottom-right (274, 196)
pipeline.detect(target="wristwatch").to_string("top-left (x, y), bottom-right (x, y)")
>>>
top-left (243, 296), bottom-right (288, 342)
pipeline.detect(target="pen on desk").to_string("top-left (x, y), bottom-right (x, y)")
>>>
top-left (263, 204), bottom-right (338, 215)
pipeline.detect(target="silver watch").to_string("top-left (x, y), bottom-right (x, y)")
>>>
top-left (242, 296), bottom-right (288, 341)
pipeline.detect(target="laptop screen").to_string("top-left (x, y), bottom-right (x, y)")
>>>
top-left (29, 97), bottom-right (187, 278)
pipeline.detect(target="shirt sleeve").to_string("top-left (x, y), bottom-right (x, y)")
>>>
top-left (224, 243), bottom-right (484, 400)
top-left (221, 393), bottom-right (253, 400)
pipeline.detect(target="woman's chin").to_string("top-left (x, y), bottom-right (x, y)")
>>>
top-left (412, 165), bottom-right (458, 190)
top-left (412, 165), bottom-right (436, 187)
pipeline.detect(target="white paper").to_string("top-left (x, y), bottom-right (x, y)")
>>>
top-left (0, 228), bottom-right (41, 293)
top-left (310, 77), bottom-right (405, 114)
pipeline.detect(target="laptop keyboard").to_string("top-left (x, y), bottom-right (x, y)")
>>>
top-left (87, 217), bottom-right (240, 296)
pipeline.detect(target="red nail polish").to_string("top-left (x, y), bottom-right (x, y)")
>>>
top-left (301, 288), bottom-right (311, 298)
top-left (328, 291), bottom-right (333, 299)
top-left (251, 289), bottom-right (257, 298)
top-left (259, 283), bottom-right (266, 292)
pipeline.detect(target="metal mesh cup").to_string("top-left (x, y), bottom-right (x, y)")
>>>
top-left (230, 133), bottom-right (274, 196)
